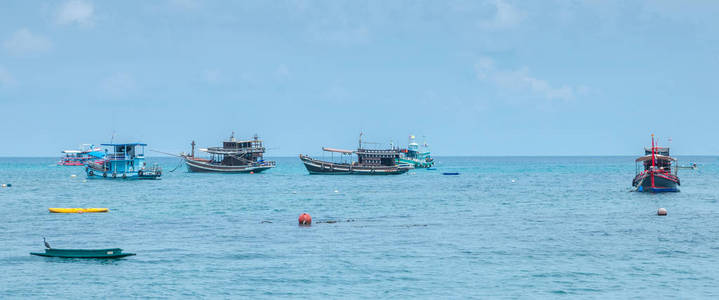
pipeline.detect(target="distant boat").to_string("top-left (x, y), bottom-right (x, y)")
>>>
top-left (85, 143), bottom-right (161, 180)
top-left (31, 248), bottom-right (135, 258)
top-left (299, 133), bottom-right (412, 175)
top-left (632, 134), bottom-right (680, 192)
top-left (182, 133), bottom-right (276, 173)
top-left (58, 144), bottom-right (104, 166)
top-left (398, 135), bottom-right (434, 168)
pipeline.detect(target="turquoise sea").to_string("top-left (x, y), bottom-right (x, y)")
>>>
top-left (1, 156), bottom-right (719, 298)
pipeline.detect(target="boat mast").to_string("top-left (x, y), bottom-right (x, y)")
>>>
top-left (191, 140), bottom-right (196, 157)
top-left (359, 132), bottom-right (363, 150)
top-left (651, 134), bottom-right (656, 189)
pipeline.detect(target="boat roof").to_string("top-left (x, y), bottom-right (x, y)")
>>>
top-left (62, 150), bottom-right (82, 154)
top-left (635, 155), bottom-right (676, 162)
top-left (322, 147), bottom-right (354, 154)
top-left (101, 143), bottom-right (147, 146)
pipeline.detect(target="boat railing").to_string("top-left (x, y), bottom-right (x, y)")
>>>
top-left (107, 153), bottom-right (129, 160)
top-left (144, 163), bottom-right (162, 172)
top-left (254, 160), bottom-right (276, 167)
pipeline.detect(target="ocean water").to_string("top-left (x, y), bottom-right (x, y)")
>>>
top-left (1, 156), bottom-right (719, 298)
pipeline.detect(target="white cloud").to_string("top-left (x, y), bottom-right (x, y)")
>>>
top-left (3, 29), bottom-right (52, 55)
top-left (475, 57), bottom-right (582, 101)
top-left (0, 66), bottom-right (17, 87)
top-left (101, 73), bottom-right (136, 96)
top-left (480, 0), bottom-right (522, 29)
top-left (56, 0), bottom-right (94, 26)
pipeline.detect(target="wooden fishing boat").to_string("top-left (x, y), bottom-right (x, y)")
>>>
top-left (182, 133), bottom-right (276, 173)
top-left (299, 133), bottom-right (412, 175)
top-left (86, 143), bottom-right (161, 180)
top-left (30, 248), bottom-right (135, 258)
top-left (49, 208), bottom-right (109, 213)
top-left (632, 134), bottom-right (680, 192)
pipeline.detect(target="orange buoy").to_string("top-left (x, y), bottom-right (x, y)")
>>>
top-left (657, 208), bottom-right (667, 216)
top-left (250, 171), bottom-right (254, 174)
top-left (298, 213), bottom-right (312, 225)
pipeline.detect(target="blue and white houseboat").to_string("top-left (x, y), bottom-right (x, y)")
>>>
top-left (85, 143), bottom-right (162, 180)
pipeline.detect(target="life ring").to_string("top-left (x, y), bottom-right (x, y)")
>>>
top-left (102, 172), bottom-right (107, 178)
top-left (156, 170), bottom-right (161, 177)
top-left (138, 170), bottom-right (143, 176)
top-left (112, 173), bottom-right (117, 178)
top-left (122, 173), bottom-right (127, 179)
top-left (88, 170), bottom-right (94, 176)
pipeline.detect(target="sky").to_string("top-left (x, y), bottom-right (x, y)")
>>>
top-left (1, 0), bottom-right (718, 156)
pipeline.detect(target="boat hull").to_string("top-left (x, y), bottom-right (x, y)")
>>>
top-left (398, 158), bottom-right (434, 168)
top-left (49, 208), bottom-right (108, 213)
top-left (299, 155), bottom-right (409, 175)
top-left (85, 165), bottom-right (161, 180)
top-left (632, 172), bottom-right (680, 192)
top-left (184, 158), bottom-right (275, 173)
top-left (30, 248), bottom-right (135, 259)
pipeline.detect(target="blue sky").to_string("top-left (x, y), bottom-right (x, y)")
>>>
top-left (1, 0), bottom-right (718, 156)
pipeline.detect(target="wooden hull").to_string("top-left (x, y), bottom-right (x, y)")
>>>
top-left (632, 171), bottom-right (680, 192)
top-left (184, 157), bottom-right (275, 173)
top-left (299, 155), bottom-right (409, 175)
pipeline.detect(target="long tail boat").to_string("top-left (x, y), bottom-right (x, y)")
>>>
top-left (632, 134), bottom-right (680, 192)
top-left (85, 143), bottom-right (161, 180)
top-left (183, 133), bottom-right (276, 173)
top-left (299, 133), bottom-right (412, 175)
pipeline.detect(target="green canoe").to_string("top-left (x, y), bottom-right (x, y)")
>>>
top-left (30, 248), bottom-right (135, 258)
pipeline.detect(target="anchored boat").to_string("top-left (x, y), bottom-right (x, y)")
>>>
top-left (299, 133), bottom-right (412, 175)
top-left (31, 248), bottom-right (135, 258)
top-left (58, 144), bottom-right (105, 166)
top-left (632, 134), bottom-right (680, 192)
top-left (398, 135), bottom-right (434, 168)
top-left (85, 143), bottom-right (161, 180)
top-left (183, 133), bottom-right (276, 173)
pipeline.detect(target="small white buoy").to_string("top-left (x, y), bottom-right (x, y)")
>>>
top-left (511, 179), bottom-right (516, 183)
top-left (657, 208), bottom-right (667, 216)
top-left (292, 191), bottom-right (297, 194)
top-left (82, 180), bottom-right (87, 183)
top-left (334, 189), bottom-right (339, 193)
top-left (71, 174), bottom-right (77, 177)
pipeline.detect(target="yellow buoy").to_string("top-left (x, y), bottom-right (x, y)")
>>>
top-left (48, 208), bottom-right (109, 213)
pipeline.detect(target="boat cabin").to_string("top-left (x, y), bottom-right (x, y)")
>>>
top-left (100, 143), bottom-right (147, 173)
top-left (356, 149), bottom-right (401, 166)
top-left (203, 134), bottom-right (267, 166)
top-left (645, 147), bottom-right (669, 156)
top-left (636, 146), bottom-right (677, 175)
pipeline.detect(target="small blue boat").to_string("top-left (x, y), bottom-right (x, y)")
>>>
top-left (443, 172), bottom-right (460, 175)
top-left (85, 143), bottom-right (161, 180)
